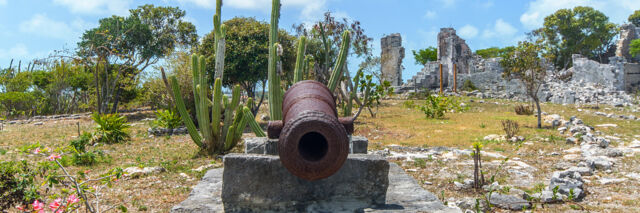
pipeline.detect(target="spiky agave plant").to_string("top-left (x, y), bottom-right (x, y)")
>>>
top-left (169, 0), bottom-right (265, 154)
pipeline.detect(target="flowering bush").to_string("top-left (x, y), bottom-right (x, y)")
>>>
top-left (5, 145), bottom-right (124, 213)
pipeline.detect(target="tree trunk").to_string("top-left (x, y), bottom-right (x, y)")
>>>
top-left (535, 97), bottom-right (542, 129)
top-left (110, 87), bottom-right (121, 114)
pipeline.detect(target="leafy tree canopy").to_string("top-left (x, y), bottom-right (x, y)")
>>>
top-left (475, 46), bottom-right (515, 59)
top-left (629, 10), bottom-right (640, 26)
top-left (412, 47), bottom-right (437, 65)
top-left (631, 39), bottom-right (640, 58)
top-left (199, 17), bottom-right (296, 97)
top-left (533, 6), bottom-right (617, 69)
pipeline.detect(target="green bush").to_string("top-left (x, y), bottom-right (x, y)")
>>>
top-left (72, 151), bottom-right (101, 166)
top-left (419, 94), bottom-right (468, 119)
top-left (70, 132), bottom-right (93, 153)
top-left (0, 161), bottom-right (40, 209)
top-left (460, 80), bottom-right (478, 92)
top-left (153, 109), bottom-right (182, 129)
top-left (403, 100), bottom-right (416, 109)
top-left (92, 113), bottom-right (131, 144)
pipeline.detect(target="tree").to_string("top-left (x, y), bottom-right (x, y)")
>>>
top-left (412, 47), bottom-right (437, 65)
top-left (629, 10), bottom-right (640, 26)
top-left (500, 41), bottom-right (547, 128)
top-left (77, 4), bottom-right (197, 114)
top-left (199, 17), bottom-right (296, 114)
top-left (293, 12), bottom-right (373, 85)
top-left (534, 6), bottom-right (617, 69)
top-left (632, 39), bottom-right (640, 58)
top-left (475, 46), bottom-right (515, 59)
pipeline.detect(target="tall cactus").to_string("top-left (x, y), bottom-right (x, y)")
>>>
top-left (327, 30), bottom-right (351, 92)
top-left (293, 36), bottom-right (307, 83)
top-left (169, 1), bottom-right (265, 154)
top-left (268, 0), bottom-right (283, 121)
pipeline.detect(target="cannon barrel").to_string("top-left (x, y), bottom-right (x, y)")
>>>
top-left (267, 80), bottom-right (353, 181)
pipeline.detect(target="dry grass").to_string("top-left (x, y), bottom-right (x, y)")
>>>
top-left (1, 97), bottom-right (639, 211)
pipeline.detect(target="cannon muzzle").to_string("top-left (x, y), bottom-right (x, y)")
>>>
top-left (268, 80), bottom-right (354, 181)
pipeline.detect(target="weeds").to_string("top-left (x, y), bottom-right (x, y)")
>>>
top-left (514, 104), bottom-right (534, 115)
top-left (501, 120), bottom-right (520, 139)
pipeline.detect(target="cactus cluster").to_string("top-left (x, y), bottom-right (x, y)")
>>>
top-left (268, 0), bottom-right (351, 120)
top-left (170, 0), bottom-right (265, 154)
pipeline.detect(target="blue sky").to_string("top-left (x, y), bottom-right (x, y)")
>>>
top-left (0, 0), bottom-right (639, 82)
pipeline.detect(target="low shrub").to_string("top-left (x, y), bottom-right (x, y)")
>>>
top-left (0, 161), bottom-right (40, 209)
top-left (153, 109), bottom-right (182, 129)
top-left (93, 113), bottom-right (131, 144)
top-left (419, 94), bottom-right (468, 119)
top-left (514, 104), bottom-right (534, 115)
top-left (501, 120), bottom-right (520, 139)
top-left (403, 100), bottom-right (416, 109)
top-left (460, 79), bottom-right (478, 92)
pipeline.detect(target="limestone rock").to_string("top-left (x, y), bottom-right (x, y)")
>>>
top-left (381, 33), bottom-right (405, 87)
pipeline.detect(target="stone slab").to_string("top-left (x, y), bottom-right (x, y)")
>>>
top-left (245, 136), bottom-right (368, 155)
top-left (222, 154), bottom-right (389, 212)
top-left (171, 155), bottom-right (459, 213)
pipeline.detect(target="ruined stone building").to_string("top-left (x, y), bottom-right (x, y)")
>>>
top-left (397, 24), bottom-right (640, 105)
top-left (380, 33), bottom-right (405, 87)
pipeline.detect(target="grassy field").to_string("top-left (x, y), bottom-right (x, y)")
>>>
top-left (1, 96), bottom-right (639, 212)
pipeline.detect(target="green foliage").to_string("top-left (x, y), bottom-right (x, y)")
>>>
top-left (199, 17), bottom-right (297, 106)
top-left (535, 6), bottom-right (618, 69)
top-left (0, 160), bottom-right (40, 209)
top-left (631, 39), bottom-right (640, 58)
top-left (475, 46), bottom-right (515, 59)
top-left (460, 79), bottom-right (478, 92)
top-left (403, 100), bottom-right (416, 109)
top-left (500, 41), bottom-right (546, 128)
top-left (412, 47), bottom-right (437, 65)
top-left (629, 10), bottom-right (640, 26)
top-left (78, 4), bottom-right (197, 113)
top-left (419, 94), bottom-right (467, 119)
top-left (153, 109), bottom-right (182, 129)
top-left (268, 0), bottom-right (284, 121)
top-left (92, 113), bottom-right (131, 144)
top-left (70, 132), bottom-right (93, 153)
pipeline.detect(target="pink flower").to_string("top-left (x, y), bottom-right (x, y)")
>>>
top-left (67, 194), bottom-right (79, 204)
top-left (32, 200), bottom-right (45, 212)
top-left (48, 153), bottom-right (61, 161)
top-left (34, 148), bottom-right (41, 154)
top-left (49, 198), bottom-right (62, 210)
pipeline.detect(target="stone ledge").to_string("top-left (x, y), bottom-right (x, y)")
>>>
top-left (245, 136), bottom-right (368, 155)
top-left (171, 154), bottom-right (459, 213)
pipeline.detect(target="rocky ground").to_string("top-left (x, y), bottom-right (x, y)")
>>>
top-left (370, 112), bottom-right (640, 212)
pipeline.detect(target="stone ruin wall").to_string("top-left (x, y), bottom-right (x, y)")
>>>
top-left (380, 33), bottom-right (405, 87)
top-left (398, 24), bottom-right (640, 105)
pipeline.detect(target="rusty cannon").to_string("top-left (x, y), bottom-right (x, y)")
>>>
top-left (267, 80), bottom-right (354, 181)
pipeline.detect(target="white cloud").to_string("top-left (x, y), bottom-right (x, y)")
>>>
top-left (423, 10), bottom-right (436, 19)
top-left (458, 25), bottom-right (479, 38)
top-left (0, 43), bottom-right (29, 60)
top-left (53, 0), bottom-right (131, 16)
top-left (177, 0), bottom-right (327, 21)
top-left (0, 0), bottom-right (7, 6)
top-left (439, 0), bottom-right (457, 8)
top-left (482, 19), bottom-right (517, 39)
top-left (521, 0), bottom-right (640, 29)
top-left (20, 14), bottom-right (73, 40)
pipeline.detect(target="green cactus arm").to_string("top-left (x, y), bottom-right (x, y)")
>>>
top-left (224, 125), bottom-right (236, 151)
top-left (327, 30), bottom-right (351, 92)
top-left (344, 68), bottom-right (363, 116)
top-left (170, 76), bottom-right (202, 148)
top-left (243, 107), bottom-right (266, 137)
top-left (214, 26), bottom-right (226, 80)
top-left (197, 56), bottom-right (213, 150)
top-left (233, 105), bottom-right (247, 139)
top-left (191, 54), bottom-right (201, 124)
top-left (303, 56), bottom-right (310, 80)
top-left (268, 0), bottom-right (282, 121)
top-left (294, 36), bottom-right (307, 83)
top-left (221, 86), bottom-right (240, 148)
top-left (319, 23), bottom-right (330, 75)
top-left (211, 78), bottom-right (223, 143)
